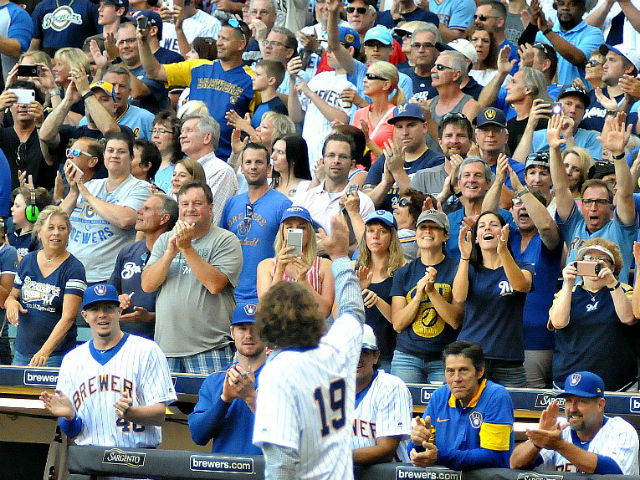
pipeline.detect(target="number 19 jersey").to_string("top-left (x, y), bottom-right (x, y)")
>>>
top-left (253, 314), bottom-right (363, 479)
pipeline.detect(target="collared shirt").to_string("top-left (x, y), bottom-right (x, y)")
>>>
top-left (535, 21), bottom-right (604, 84)
top-left (195, 151), bottom-right (239, 226)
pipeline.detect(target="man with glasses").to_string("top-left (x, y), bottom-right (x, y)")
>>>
top-left (259, 26), bottom-right (298, 94)
top-left (110, 193), bottom-right (178, 339)
top-left (364, 103), bottom-right (444, 210)
top-left (548, 112), bottom-right (637, 283)
top-left (56, 138), bottom-right (103, 201)
top-left (0, 80), bottom-right (49, 190)
top-left (474, 0), bottom-right (518, 74)
top-left (220, 142), bottom-right (291, 303)
top-left (401, 24), bottom-right (440, 103)
top-left (243, 0), bottom-right (278, 65)
top-left (139, 19), bottom-right (255, 161)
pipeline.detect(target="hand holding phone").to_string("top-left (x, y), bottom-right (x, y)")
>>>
top-left (574, 261), bottom-right (602, 277)
top-left (286, 228), bottom-right (304, 256)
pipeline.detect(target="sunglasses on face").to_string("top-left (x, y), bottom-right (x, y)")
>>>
top-left (586, 59), bottom-right (602, 67)
top-left (66, 148), bottom-right (92, 158)
top-left (582, 198), bottom-right (611, 207)
top-left (474, 14), bottom-right (497, 21)
top-left (396, 198), bottom-right (411, 207)
top-left (346, 6), bottom-right (367, 13)
top-left (365, 72), bottom-right (387, 81)
top-left (434, 63), bottom-right (454, 71)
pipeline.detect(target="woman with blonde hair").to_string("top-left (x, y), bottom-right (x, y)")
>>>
top-left (552, 238), bottom-right (635, 391)
top-left (354, 210), bottom-right (406, 371)
top-left (52, 48), bottom-right (91, 123)
top-left (562, 147), bottom-right (594, 201)
top-left (352, 60), bottom-right (405, 161)
top-left (170, 158), bottom-right (206, 198)
top-left (256, 206), bottom-right (334, 318)
top-left (5, 206), bottom-right (86, 366)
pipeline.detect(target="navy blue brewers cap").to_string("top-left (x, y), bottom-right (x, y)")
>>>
top-left (557, 371), bottom-right (605, 398)
top-left (281, 206), bottom-right (313, 224)
top-left (83, 284), bottom-right (120, 309)
top-left (388, 103), bottom-right (426, 124)
top-left (557, 84), bottom-right (590, 108)
top-left (231, 302), bottom-right (257, 325)
top-left (103, 0), bottom-right (129, 13)
top-left (475, 107), bottom-right (507, 128)
top-left (134, 10), bottom-right (163, 37)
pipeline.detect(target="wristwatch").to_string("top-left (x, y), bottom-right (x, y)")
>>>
top-left (514, 186), bottom-right (530, 199)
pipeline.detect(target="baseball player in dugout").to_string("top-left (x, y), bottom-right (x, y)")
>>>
top-left (409, 341), bottom-right (515, 470)
top-left (352, 324), bottom-right (413, 470)
top-left (252, 214), bottom-right (365, 479)
top-left (510, 371), bottom-right (639, 475)
top-left (188, 302), bottom-right (266, 455)
top-left (40, 283), bottom-right (177, 449)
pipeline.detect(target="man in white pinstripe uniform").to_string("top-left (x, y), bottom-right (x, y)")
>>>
top-left (253, 214), bottom-right (365, 479)
top-left (352, 325), bottom-right (412, 467)
top-left (40, 283), bottom-right (176, 449)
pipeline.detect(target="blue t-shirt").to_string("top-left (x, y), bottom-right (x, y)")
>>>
top-left (8, 230), bottom-right (38, 259)
top-left (130, 65), bottom-right (169, 114)
top-left (458, 260), bottom-right (535, 361)
top-left (552, 283), bottom-right (637, 390)
top-left (0, 2), bottom-right (33, 82)
top-left (511, 231), bottom-right (562, 351)
top-left (556, 205), bottom-right (637, 284)
top-left (490, 157), bottom-right (525, 190)
top-left (13, 252), bottom-right (86, 355)
top-left (155, 47), bottom-right (184, 65)
top-left (376, 8), bottom-right (439, 28)
top-left (165, 59), bottom-right (255, 161)
top-left (400, 68), bottom-right (437, 103)
top-left (534, 21), bottom-right (604, 84)
top-left (446, 208), bottom-right (516, 260)
top-left (364, 149), bottom-right (445, 211)
top-left (31, 0), bottom-right (99, 51)
top-left (0, 244), bottom-right (18, 337)
top-left (109, 239), bottom-right (157, 339)
top-left (220, 188), bottom-right (291, 302)
top-left (409, 379), bottom-right (514, 470)
top-left (390, 256), bottom-right (459, 359)
top-left (0, 148), bottom-right (10, 216)
top-left (79, 104), bottom-right (154, 140)
top-left (429, 0), bottom-right (475, 30)
top-left (532, 128), bottom-right (602, 161)
top-left (250, 96), bottom-right (287, 129)
top-left (153, 164), bottom-right (174, 194)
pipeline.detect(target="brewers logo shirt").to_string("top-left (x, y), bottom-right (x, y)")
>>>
top-left (164, 59), bottom-right (255, 161)
top-left (31, 0), bottom-right (99, 51)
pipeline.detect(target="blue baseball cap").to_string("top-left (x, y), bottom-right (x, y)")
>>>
top-left (363, 25), bottom-right (392, 46)
top-left (83, 284), bottom-right (120, 309)
top-left (134, 10), bottom-right (163, 37)
top-left (231, 302), bottom-right (257, 325)
top-left (103, 0), bottom-right (129, 13)
top-left (388, 102), bottom-right (426, 124)
top-left (557, 84), bottom-right (590, 108)
top-left (365, 210), bottom-right (397, 229)
top-left (475, 107), bottom-right (507, 128)
top-left (339, 26), bottom-right (361, 50)
top-left (557, 371), bottom-right (605, 398)
top-left (281, 206), bottom-right (313, 224)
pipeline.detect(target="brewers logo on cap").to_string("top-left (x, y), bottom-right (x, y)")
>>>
top-left (345, 33), bottom-right (355, 43)
top-left (469, 411), bottom-right (483, 428)
top-left (244, 303), bottom-right (256, 316)
top-left (569, 372), bottom-right (582, 386)
top-left (484, 108), bottom-right (497, 120)
top-left (94, 285), bottom-right (107, 296)
top-left (397, 104), bottom-right (407, 113)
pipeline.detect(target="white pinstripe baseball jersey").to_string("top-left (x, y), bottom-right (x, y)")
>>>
top-left (56, 333), bottom-right (177, 448)
top-left (539, 416), bottom-right (639, 474)
top-left (351, 370), bottom-right (412, 462)
top-left (253, 313), bottom-right (363, 479)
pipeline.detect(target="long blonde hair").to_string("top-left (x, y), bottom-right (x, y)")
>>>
top-left (370, 60), bottom-right (406, 105)
top-left (273, 219), bottom-right (317, 265)
top-left (356, 221), bottom-right (405, 277)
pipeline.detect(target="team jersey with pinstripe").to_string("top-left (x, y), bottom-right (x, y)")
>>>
top-left (352, 370), bottom-right (412, 462)
top-left (253, 257), bottom-right (364, 479)
top-left (56, 333), bottom-right (177, 448)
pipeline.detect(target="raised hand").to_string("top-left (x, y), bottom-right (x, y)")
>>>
top-left (458, 225), bottom-right (473, 259)
top-left (561, 261), bottom-right (578, 286)
top-left (356, 265), bottom-right (373, 289)
top-left (594, 88), bottom-right (619, 111)
top-left (598, 112), bottom-right (631, 155)
top-left (497, 45), bottom-right (516, 74)
top-left (40, 390), bottom-right (74, 420)
top-left (497, 224), bottom-right (509, 256)
top-left (546, 114), bottom-right (567, 149)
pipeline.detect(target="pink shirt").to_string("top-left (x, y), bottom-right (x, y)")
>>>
top-left (352, 105), bottom-right (396, 163)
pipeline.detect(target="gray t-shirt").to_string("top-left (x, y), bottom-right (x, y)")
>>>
top-left (409, 163), bottom-right (448, 195)
top-left (505, 12), bottom-right (524, 45)
top-left (68, 175), bottom-right (151, 283)
top-left (149, 225), bottom-right (243, 357)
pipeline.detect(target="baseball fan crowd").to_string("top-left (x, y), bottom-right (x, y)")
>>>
top-left (2, 0), bottom-right (640, 474)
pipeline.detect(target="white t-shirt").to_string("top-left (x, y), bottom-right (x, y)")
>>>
top-left (161, 10), bottom-right (221, 54)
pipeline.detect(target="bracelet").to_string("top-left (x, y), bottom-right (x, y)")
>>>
top-left (460, 257), bottom-right (470, 261)
top-left (49, 90), bottom-right (61, 97)
top-left (81, 91), bottom-right (95, 101)
top-left (612, 152), bottom-right (625, 160)
top-left (542, 27), bottom-right (552, 35)
top-left (608, 281), bottom-right (621, 291)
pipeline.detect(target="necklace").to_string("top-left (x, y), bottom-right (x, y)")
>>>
top-left (55, 0), bottom-right (74, 8)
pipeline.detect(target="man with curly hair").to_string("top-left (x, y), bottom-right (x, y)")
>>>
top-left (253, 214), bottom-right (366, 479)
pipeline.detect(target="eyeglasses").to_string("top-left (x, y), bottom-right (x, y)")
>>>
top-left (533, 42), bottom-right (553, 58)
top-left (526, 151), bottom-right (550, 163)
top-left (434, 63), bottom-right (454, 71)
top-left (262, 39), bottom-right (286, 48)
top-left (412, 42), bottom-right (435, 50)
top-left (244, 203), bottom-right (254, 229)
top-left (16, 143), bottom-right (26, 168)
top-left (396, 198), bottom-right (411, 207)
top-left (364, 41), bottom-right (389, 49)
top-left (582, 254), bottom-right (612, 264)
top-left (66, 148), bottom-right (92, 158)
top-left (474, 14), bottom-right (498, 21)
top-left (442, 112), bottom-right (466, 121)
top-left (116, 38), bottom-right (137, 46)
top-left (365, 72), bottom-right (387, 81)
top-left (582, 198), bottom-right (611, 207)
top-left (226, 18), bottom-right (249, 43)
top-left (152, 127), bottom-right (171, 135)
top-left (250, 8), bottom-right (272, 15)
top-left (396, 30), bottom-right (411, 38)
top-left (346, 6), bottom-right (367, 13)
top-left (586, 59), bottom-right (602, 67)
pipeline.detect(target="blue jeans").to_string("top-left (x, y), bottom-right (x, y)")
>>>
top-left (12, 350), bottom-right (65, 367)
top-left (390, 350), bottom-right (445, 384)
top-left (485, 360), bottom-right (527, 388)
